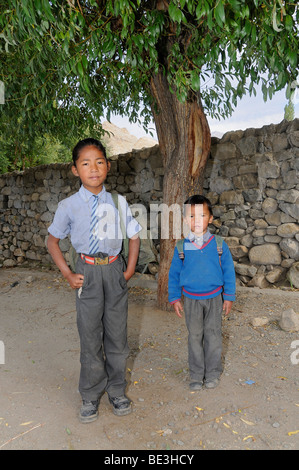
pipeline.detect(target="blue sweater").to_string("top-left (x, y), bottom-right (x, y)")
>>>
top-left (168, 235), bottom-right (236, 304)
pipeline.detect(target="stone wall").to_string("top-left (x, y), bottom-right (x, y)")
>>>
top-left (0, 119), bottom-right (299, 288)
top-left (204, 119), bottom-right (299, 288)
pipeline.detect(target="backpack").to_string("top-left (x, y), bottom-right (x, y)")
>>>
top-left (176, 234), bottom-right (224, 265)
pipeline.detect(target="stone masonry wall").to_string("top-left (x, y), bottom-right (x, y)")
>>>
top-left (0, 118), bottom-right (299, 288)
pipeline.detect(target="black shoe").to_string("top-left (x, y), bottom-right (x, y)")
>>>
top-left (189, 381), bottom-right (203, 391)
top-left (79, 399), bottom-right (99, 423)
top-left (109, 395), bottom-right (132, 416)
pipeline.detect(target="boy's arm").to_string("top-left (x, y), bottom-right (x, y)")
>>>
top-left (221, 241), bottom-right (236, 303)
top-left (123, 234), bottom-right (140, 281)
top-left (47, 234), bottom-right (84, 289)
top-left (168, 247), bottom-right (183, 307)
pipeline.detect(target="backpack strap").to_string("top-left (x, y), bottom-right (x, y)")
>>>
top-left (214, 234), bottom-right (223, 265)
top-left (176, 239), bottom-right (185, 261)
top-left (176, 235), bottom-right (224, 265)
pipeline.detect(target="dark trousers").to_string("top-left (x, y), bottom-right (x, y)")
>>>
top-left (184, 294), bottom-right (223, 382)
top-left (75, 255), bottom-right (129, 401)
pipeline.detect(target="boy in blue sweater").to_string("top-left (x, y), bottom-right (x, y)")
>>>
top-left (168, 195), bottom-right (236, 390)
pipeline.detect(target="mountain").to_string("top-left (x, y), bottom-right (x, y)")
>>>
top-left (101, 121), bottom-right (158, 158)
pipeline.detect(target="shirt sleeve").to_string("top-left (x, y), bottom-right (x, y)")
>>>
top-left (48, 200), bottom-right (71, 240)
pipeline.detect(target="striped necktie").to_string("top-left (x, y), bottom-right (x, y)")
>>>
top-left (89, 195), bottom-right (100, 254)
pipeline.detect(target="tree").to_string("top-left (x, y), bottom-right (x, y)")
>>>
top-left (0, 0), bottom-right (298, 308)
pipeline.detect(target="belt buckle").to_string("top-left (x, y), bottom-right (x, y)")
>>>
top-left (95, 257), bottom-right (108, 265)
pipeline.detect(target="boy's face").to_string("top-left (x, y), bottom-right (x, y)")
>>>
top-left (72, 145), bottom-right (110, 195)
top-left (184, 203), bottom-right (213, 237)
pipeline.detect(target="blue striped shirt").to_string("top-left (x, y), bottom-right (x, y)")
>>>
top-left (48, 185), bottom-right (141, 255)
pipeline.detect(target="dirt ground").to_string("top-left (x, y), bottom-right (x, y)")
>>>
top-left (0, 266), bottom-right (299, 451)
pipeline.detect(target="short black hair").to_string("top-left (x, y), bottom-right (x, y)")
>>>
top-left (72, 138), bottom-right (107, 167)
top-left (183, 194), bottom-right (213, 216)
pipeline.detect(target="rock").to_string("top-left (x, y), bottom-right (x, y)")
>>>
top-left (279, 309), bottom-right (299, 332)
top-left (258, 160), bottom-right (280, 178)
top-left (247, 274), bottom-right (270, 288)
top-left (277, 223), bottom-right (299, 238)
top-left (249, 244), bottom-right (281, 265)
top-left (251, 317), bottom-right (269, 327)
top-left (287, 261), bottom-right (299, 288)
top-left (3, 259), bottom-right (17, 267)
top-left (235, 263), bottom-right (257, 278)
top-left (262, 198), bottom-right (278, 214)
top-left (265, 267), bottom-right (285, 283)
top-left (280, 238), bottom-right (299, 260)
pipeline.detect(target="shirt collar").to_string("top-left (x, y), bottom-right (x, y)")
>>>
top-left (79, 185), bottom-right (106, 203)
top-left (188, 229), bottom-right (212, 246)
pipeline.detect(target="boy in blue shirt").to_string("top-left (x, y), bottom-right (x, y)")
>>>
top-left (47, 138), bottom-right (141, 422)
top-left (168, 195), bottom-right (235, 391)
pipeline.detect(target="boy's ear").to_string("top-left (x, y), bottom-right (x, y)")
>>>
top-left (71, 165), bottom-right (79, 177)
top-left (107, 160), bottom-right (111, 172)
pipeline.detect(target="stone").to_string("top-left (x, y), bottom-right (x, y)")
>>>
top-left (236, 136), bottom-right (257, 155)
top-left (210, 177), bottom-right (233, 193)
top-left (247, 274), bottom-right (270, 288)
top-left (279, 309), bottom-right (299, 332)
top-left (229, 245), bottom-right (248, 259)
top-left (251, 317), bottom-right (269, 327)
top-left (277, 189), bottom-right (299, 204)
top-left (265, 267), bottom-right (285, 283)
top-left (287, 261), bottom-right (299, 288)
top-left (235, 263), bottom-right (257, 278)
top-left (3, 259), bottom-right (17, 267)
top-left (279, 239), bottom-right (299, 260)
top-left (289, 130), bottom-right (299, 147)
top-left (258, 161), bottom-right (280, 179)
top-left (212, 142), bottom-right (237, 160)
top-left (277, 223), bottom-right (299, 238)
top-left (262, 198), bottom-right (278, 214)
top-left (219, 191), bottom-right (244, 205)
top-left (249, 244), bottom-right (281, 265)
top-left (279, 201), bottom-right (299, 221)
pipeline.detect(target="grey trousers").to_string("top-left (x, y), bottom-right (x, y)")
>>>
top-left (184, 294), bottom-right (223, 382)
top-left (75, 255), bottom-right (129, 401)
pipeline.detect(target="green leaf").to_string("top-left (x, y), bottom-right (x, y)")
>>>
top-left (215, 1), bottom-right (225, 26)
top-left (169, 3), bottom-right (184, 23)
top-left (207, 9), bottom-right (213, 29)
top-left (285, 15), bottom-right (293, 31)
top-left (287, 50), bottom-right (297, 68)
top-left (77, 61), bottom-right (84, 78)
top-left (190, 70), bottom-right (200, 91)
top-left (81, 55), bottom-right (88, 71)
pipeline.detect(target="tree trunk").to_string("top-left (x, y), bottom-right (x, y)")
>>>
top-left (149, 72), bottom-right (211, 310)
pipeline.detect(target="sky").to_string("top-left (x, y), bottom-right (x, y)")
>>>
top-left (106, 84), bottom-right (298, 140)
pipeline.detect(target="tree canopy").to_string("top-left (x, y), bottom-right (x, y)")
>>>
top-left (0, 0), bottom-right (298, 171)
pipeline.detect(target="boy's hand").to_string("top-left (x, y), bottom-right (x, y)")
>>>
top-left (172, 300), bottom-right (184, 318)
top-left (223, 300), bottom-right (233, 316)
top-left (66, 272), bottom-right (84, 290)
top-left (123, 269), bottom-right (134, 282)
